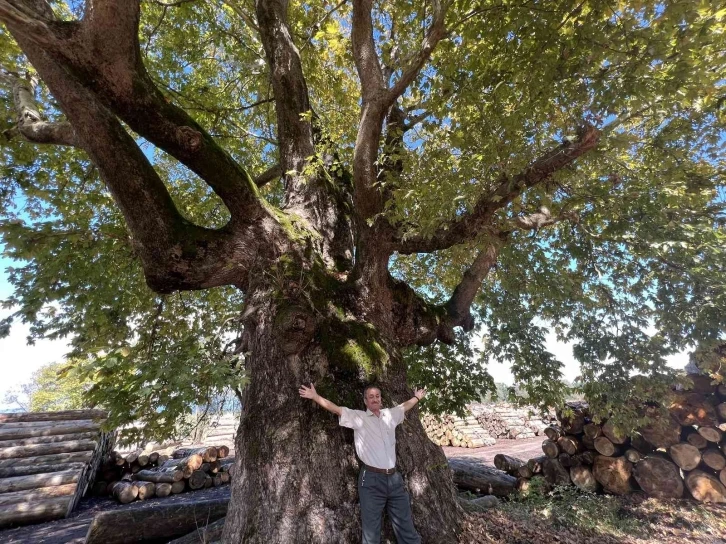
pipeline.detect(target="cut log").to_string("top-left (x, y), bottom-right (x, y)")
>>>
top-left (541, 439), bottom-right (559, 459)
top-left (0, 470), bottom-right (79, 493)
top-left (137, 453), bottom-right (150, 467)
top-left (0, 421), bottom-right (101, 442)
top-left (556, 401), bottom-right (589, 434)
top-left (685, 428), bottom-right (709, 449)
top-left (593, 456), bottom-right (633, 495)
top-left (172, 447), bottom-right (217, 463)
top-left (0, 483), bottom-right (77, 506)
top-left (718, 403), bottom-right (726, 422)
top-left (633, 457), bottom-right (684, 499)
top-left (188, 469), bottom-right (207, 490)
top-left (0, 431), bottom-right (100, 449)
top-left (685, 374), bottom-right (716, 395)
top-left (569, 465), bottom-right (599, 493)
top-left (0, 462), bottom-right (86, 478)
top-left (85, 497), bottom-right (229, 544)
top-left (593, 436), bottom-right (621, 457)
top-left (0, 419), bottom-right (99, 430)
top-left (685, 469), bottom-right (726, 503)
top-left (112, 481), bottom-right (138, 504)
top-left (132, 468), bottom-right (184, 483)
top-left (624, 449), bottom-right (642, 464)
top-left (132, 481), bottom-right (155, 501)
top-left (581, 434), bottom-right (595, 451)
top-left (448, 457), bottom-right (517, 497)
top-left (574, 451), bottom-right (596, 465)
top-left (0, 497), bottom-right (71, 529)
top-left (697, 426), bottom-right (723, 443)
top-left (583, 423), bottom-right (602, 439)
top-left (669, 443), bottom-right (702, 471)
top-left (701, 448), bottom-right (726, 471)
top-left (558, 453), bottom-right (575, 468)
top-left (601, 421), bottom-right (629, 445)
top-left (216, 445), bottom-right (230, 458)
top-left (639, 413), bottom-right (681, 449)
top-left (542, 458), bottom-right (570, 486)
top-left (155, 482), bottom-right (172, 497)
top-left (630, 433), bottom-right (655, 455)
top-left (543, 426), bottom-right (562, 441)
top-left (162, 454), bottom-right (203, 477)
top-left (167, 517), bottom-right (226, 544)
top-left (670, 393), bottom-right (716, 426)
top-left (0, 410), bottom-right (107, 423)
top-left (526, 455), bottom-right (547, 475)
top-left (0, 439), bottom-right (99, 460)
top-left (219, 472), bottom-right (230, 484)
top-left (0, 451), bottom-right (93, 469)
top-left (493, 454), bottom-right (526, 475)
top-left (171, 480), bottom-right (186, 494)
top-left (557, 435), bottom-right (581, 456)
top-left (720, 468), bottom-right (726, 488)
top-left (204, 475), bottom-right (213, 488)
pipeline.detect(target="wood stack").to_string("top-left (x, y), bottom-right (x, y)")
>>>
top-left (508, 380), bottom-right (726, 503)
top-left (0, 409), bottom-right (114, 528)
top-left (421, 413), bottom-right (495, 448)
top-left (94, 445), bottom-right (233, 503)
top-left (468, 403), bottom-right (557, 439)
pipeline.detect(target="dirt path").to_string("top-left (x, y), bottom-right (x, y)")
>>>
top-left (0, 439), bottom-right (541, 543)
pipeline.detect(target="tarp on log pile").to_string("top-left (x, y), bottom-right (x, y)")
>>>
top-left (0, 409), bottom-right (114, 529)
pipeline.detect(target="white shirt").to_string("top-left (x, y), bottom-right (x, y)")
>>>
top-left (339, 405), bottom-right (405, 470)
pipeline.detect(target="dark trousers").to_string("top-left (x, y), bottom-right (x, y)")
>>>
top-left (358, 468), bottom-right (421, 544)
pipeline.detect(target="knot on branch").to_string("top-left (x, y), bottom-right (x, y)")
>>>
top-left (176, 126), bottom-right (202, 153)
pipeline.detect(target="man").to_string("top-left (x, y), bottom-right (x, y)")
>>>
top-left (299, 382), bottom-right (426, 544)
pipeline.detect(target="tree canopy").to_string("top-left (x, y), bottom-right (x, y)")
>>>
top-left (0, 0), bottom-right (724, 439)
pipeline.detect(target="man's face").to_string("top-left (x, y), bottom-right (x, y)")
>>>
top-left (364, 388), bottom-right (382, 412)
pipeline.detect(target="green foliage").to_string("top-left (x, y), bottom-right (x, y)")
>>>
top-left (0, 0), bottom-right (725, 435)
top-left (5, 361), bottom-right (91, 412)
top-left (405, 328), bottom-right (496, 416)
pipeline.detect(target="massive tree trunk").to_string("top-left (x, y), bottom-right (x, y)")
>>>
top-left (222, 277), bottom-right (461, 543)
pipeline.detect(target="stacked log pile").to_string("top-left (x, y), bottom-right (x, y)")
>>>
top-left (0, 409), bottom-right (114, 528)
top-left (468, 402), bottom-right (557, 439)
top-left (503, 382), bottom-right (726, 503)
top-left (93, 445), bottom-right (233, 503)
top-left (421, 413), bottom-right (496, 448)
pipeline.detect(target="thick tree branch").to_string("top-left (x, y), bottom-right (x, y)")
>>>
top-left (0, 71), bottom-right (78, 146)
top-left (0, 0), bottom-right (265, 225)
top-left (255, 0), bottom-right (315, 178)
top-left (397, 124), bottom-right (600, 254)
top-left (387, 0), bottom-right (448, 103)
top-left (253, 163), bottom-right (281, 187)
top-left (351, 0), bottom-right (386, 102)
top-left (445, 240), bottom-right (501, 333)
top-left (4, 28), bottom-right (280, 293)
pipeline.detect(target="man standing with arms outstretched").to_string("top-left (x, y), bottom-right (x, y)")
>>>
top-left (299, 383), bottom-right (426, 544)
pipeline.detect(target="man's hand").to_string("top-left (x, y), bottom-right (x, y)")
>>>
top-left (299, 383), bottom-right (318, 400)
top-left (299, 383), bottom-right (342, 416)
top-left (402, 387), bottom-right (427, 413)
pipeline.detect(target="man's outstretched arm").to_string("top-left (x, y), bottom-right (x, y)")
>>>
top-left (299, 383), bottom-right (343, 416)
top-left (401, 388), bottom-right (426, 413)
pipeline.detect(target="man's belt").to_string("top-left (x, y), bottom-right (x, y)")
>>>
top-left (363, 464), bottom-right (396, 475)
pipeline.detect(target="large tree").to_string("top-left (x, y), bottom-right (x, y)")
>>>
top-left (1, 0), bottom-right (725, 541)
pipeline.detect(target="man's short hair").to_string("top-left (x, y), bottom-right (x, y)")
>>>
top-left (363, 385), bottom-right (381, 400)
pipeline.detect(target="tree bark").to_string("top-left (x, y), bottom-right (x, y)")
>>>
top-left (0, 497), bottom-right (71, 529)
top-left (85, 497), bottom-right (229, 544)
top-left (222, 304), bottom-right (462, 543)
